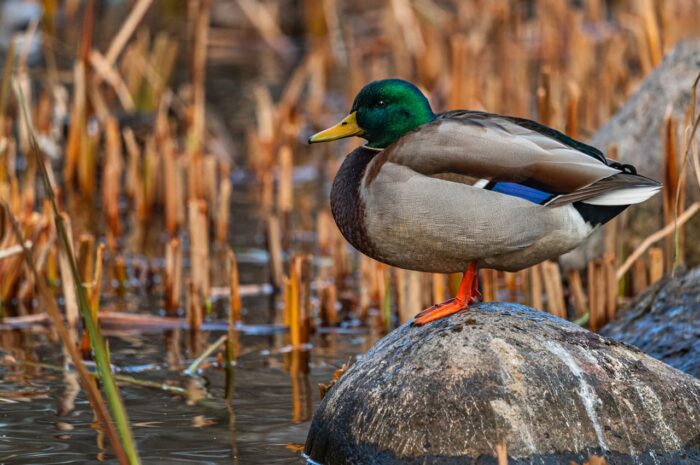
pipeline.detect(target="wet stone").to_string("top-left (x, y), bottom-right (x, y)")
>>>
top-left (305, 303), bottom-right (700, 465)
top-left (601, 266), bottom-right (700, 378)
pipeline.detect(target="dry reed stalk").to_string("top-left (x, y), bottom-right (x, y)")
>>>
top-left (103, 118), bottom-right (122, 246)
top-left (449, 35), bottom-right (469, 109)
top-left (15, 72), bottom-right (32, 156)
top-left (631, 259), bottom-right (648, 295)
top-left (104, 0), bottom-right (155, 65)
top-left (616, 202), bottom-right (700, 280)
top-left (319, 283), bottom-right (338, 326)
top-left (481, 269), bottom-right (497, 302)
top-left (142, 33), bottom-right (178, 109)
top-left (188, 199), bottom-right (210, 316)
top-left (287, 255), bottom-right (311, 347)
top-left (289, 349), bottom-right (312, 423)
top-left (64, 61), bottom-right (86, 186)
top-left (639, 0), bottom-right (662, 68)
top-left (537, 67), bottom-right (553, 126)
top-left (261, 171), bottom-right (274, 216)
top-left (165, 239), bottom-right (182, 315)
top-left (88, 51), bottom-right (135, 111)
top-left (80, 243), bottom-right (104, 355)
top-left (277, 145), bottom-right (293, 216)
top-left (588, 261), bottom-right (600, 331)
top-left (542, 261), bottom-right (566, 319)
top-left (504, 272), bottom-right (517, 302)
top-left (227, 248), bottom-right (241, 324)
top-left (589, 260), bottom-right (607, 331)
top-left (603, 253), bottom-right (617, 322)
top-left (567, 269), bottom-right (588, 318)
top-left (267, 215), bottom-right (284, 289)
top-left (216, 172), bottom-right (232, 244)
top-left (78, 120), bottom-right (99, 195)
top-left (77, 233), bottom-right (95, 284)
top-left (663, 112), bottom-right (679, 271)
top-left (0, 41), bottom-right (15, 132)
top-left (393, 268), bottom-right (407, 323)
top-left (648, 247), bottom-right (664, 284)
top-left (163, 138), bottom-right (183, 235)
top-left (122, 32), bottom-right (148, 102)
top-left (565, 81), bottom-right (580, 139)
top-left (402, 270), bottom-right (422, 326)
top-left (57, 214), bottom-right (78, 326)
top-left (529, 264), bottom-right (543, 310)
top-left (432, 273), bottom-right (447, 304)
top-left (186, 279), bottom-right (202, 331)
top-left (187, 0), bottom-right (210, 198)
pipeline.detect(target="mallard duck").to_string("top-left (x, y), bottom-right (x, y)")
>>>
top-left (309, 79), bottom-right (660, 325)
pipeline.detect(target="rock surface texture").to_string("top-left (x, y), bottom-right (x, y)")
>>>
top-left (305, 303), bottom-right (700, 464)
top-left (601, 267), bottom-right (700, 378)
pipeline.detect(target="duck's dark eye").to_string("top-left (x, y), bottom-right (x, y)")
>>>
top-left (377, 99), bottom-right (386, 107)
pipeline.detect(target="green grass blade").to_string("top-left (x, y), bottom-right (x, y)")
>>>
top-left (14, 82), bottom-right (141, 465)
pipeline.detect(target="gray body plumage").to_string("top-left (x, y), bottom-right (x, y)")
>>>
top-left (361, 160), bottom-right (592, 272)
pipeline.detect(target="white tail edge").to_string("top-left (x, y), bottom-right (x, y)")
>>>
top-left (582, 185), bottom-right (662, 206)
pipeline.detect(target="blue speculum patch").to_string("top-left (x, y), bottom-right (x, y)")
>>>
top-left (490, 182), bottom-right (555, 204)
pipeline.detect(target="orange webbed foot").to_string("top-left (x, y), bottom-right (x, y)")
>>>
top-left (412, 298), bottom-right (469, 326)
top-left (412, 262), bottom-right (480, 326)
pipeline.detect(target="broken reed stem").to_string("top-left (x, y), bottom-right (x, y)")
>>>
top-left (567, 269), bottom-right (588, 317)
top-left (529, 264), bottom-right (543, 309)
top-left (104, 0), bottom-right (155, 65)
top-left (14, 84), bottom-right (141, 465)
top-left (228, 249), bottom-right (241, 324)
top-left (18, 359), bottom-right (192, 400)
top-left (57, 214), bottom-right (79, 327)
top-left (287, 255), bottom-right (311, 347)
top-left (225, 250), bottom-right (238, 400)
top-left (542, 261), bottom-right (565, 319)
top-left (184, 334), bottom-right (227, 377)
top-left (188, 199), bottom-right (209, 328)
top-left (2, 204), bottom-right (129, 465)
top-left (616, 202), bottom-right (700, 280)
top-left (648, 247), bottom-right (664, 284)
top-left (165, 239), bottom-right (182, 315)
top-left (216, 174), bottom-right (232, 243)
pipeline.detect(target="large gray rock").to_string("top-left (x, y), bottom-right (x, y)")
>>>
top-left (601, 267), bottom-right (700, 378)
top-left (305, 303), bottom-right (700, 464)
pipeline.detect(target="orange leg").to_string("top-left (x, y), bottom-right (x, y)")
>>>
top-left (413, 262), bottom-right (480, 326)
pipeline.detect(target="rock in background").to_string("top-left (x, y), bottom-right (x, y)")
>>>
top-left (601, 266), bottom-right (700, 378)
top-left (561, 39), bottom-right (700, 269)
top-left (305, 303), bottom-right (700, 465)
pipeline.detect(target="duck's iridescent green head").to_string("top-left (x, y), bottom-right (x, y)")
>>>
top-left (309, 79), bottom-right (435, 149)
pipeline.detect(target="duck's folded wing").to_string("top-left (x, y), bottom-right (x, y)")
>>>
top-left (381, 112), bottom-right (620, 197)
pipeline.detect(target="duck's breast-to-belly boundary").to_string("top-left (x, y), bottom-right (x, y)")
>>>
top-left (357, 162), bottom-right (593, 273)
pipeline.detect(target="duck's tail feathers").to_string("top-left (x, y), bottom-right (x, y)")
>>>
top-left (546, 173), bottom-right (661, 208)
top-left (582, 183), bottom-right (662, 206)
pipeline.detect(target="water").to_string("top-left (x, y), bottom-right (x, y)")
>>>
top-left (1, 317), bottom-right (372, 464)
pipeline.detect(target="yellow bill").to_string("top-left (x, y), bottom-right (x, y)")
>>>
top-left (308, 112), bottom-right (363, 143)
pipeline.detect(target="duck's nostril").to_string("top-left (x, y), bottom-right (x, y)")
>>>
top-left (341, 122), bottom-right (347, 126)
